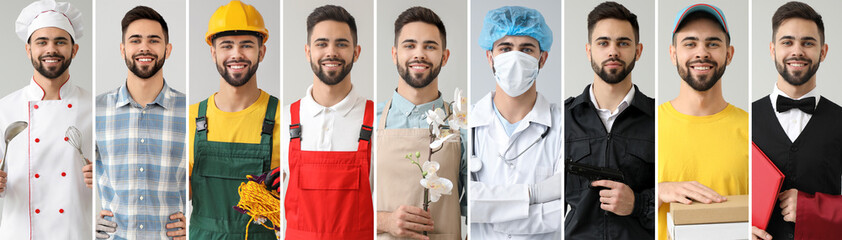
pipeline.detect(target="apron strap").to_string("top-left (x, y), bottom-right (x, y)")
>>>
top-left (357, 100), bottom-right (374, 153)
top-left (377, 99), bottom-right (393, 130)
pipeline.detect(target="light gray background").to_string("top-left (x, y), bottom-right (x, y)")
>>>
top-left (283, 0), bottom-right (374, 104)
top-left (376, 0), bottom-right (467, 105)
top-left (95, 1), bottom-right (186, 94)
top-left (470, 0), bottom-right (562, 105)
top-left (189, 0), bottom-right (280, 103)
top-left (0, 0), bottom-right (92, 223)
top-left (658, 0), bottom-right (749, 110)
top-left (564, 0), bottom-right (656, 99)
top-left (751, 0), bottom-right (842, 102)
top-left (0, 0), bottom-right (92, 97)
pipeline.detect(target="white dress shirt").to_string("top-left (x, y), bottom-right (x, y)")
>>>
top-left (770, 82), bottom-right (819, 142)
top-left (281, 84), bottom-right (368, 172)
top-left (468, 91), bottom-right (562, 240)
top-left (589, 84), bottom-right (635, 132)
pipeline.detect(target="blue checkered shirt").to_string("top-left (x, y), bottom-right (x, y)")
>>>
top-left (95, 82), bottom-right (187, 240)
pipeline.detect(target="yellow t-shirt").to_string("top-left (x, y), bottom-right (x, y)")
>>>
top-left (657, 101), bottom-right (748, 240)
top-left (189, 90), bottom-right (281, 176)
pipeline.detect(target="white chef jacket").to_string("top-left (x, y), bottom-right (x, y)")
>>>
top-left (468, 91), bottom-right (562, 240)
top-left (0, 78), bottom-right (92, 239)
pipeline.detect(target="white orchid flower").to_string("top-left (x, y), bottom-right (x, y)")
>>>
top-left (426, 108), bottom-right (447, 137)
top-left (421, 161), bottom-right (440, 177)
top-left (419, 174), bottom-right (453, 202)
top-left (429, 132), bottom-right (456, 149)
top-left (448, 88), bottom-right (467, 131)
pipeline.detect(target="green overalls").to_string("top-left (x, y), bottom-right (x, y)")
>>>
top-left (190, 96), bottom-right (278, 239)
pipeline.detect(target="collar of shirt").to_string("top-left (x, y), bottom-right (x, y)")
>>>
top-left (24, 76), bottom-right (77, 100)
top-left (770, 81), bottom-right (820, 113)
top-left (301, 84), bottom-right (361, 118)
top-left (588, 84), bottom-right (635, 117)
top-left (115, 80), bottom-right (176, 109)
top-left (389, 90), bottom-right (444, 119)
top-left (569, 84), bottom-right (653, 117)
top-left (470, 91), bottom-right (554, 132)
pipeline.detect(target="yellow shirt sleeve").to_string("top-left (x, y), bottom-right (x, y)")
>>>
top-left (189, 102), bottom-right (198, 177)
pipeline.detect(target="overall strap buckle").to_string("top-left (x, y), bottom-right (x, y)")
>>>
top-left (289, 124), bottom-right (302, 139)
top-left (196, 116), bottom-right (208, 132)
top-left (359, 125), bottom-right (372, 142)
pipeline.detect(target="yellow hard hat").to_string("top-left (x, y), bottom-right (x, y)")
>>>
top-left (205, 0), bottom-right (269, 45)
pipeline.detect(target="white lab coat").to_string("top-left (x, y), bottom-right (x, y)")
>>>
top-left (0, 79), bottom-right (92, 239)
top-left (468, 91), bottom-right (562, 240)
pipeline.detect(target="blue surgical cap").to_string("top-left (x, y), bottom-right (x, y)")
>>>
top-left (479, 6), bottom-right (553, 52)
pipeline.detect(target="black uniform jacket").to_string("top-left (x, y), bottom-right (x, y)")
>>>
top-left (564, 84), bottom-right (655, 240)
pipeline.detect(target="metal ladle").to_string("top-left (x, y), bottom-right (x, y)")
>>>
top-left (65, 126), bottom-right (89, 165)
top-left (2, 121), bottom-right (28, 172)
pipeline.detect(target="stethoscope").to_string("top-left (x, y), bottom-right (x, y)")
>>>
top-left (469, 124), bottom-right (551, 181)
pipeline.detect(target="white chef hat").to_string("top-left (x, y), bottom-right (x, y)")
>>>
top-left (15, 0), bottom-right (84, 43)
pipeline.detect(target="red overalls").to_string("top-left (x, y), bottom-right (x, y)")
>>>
top-left (285, 99), bottom-right (374, 239)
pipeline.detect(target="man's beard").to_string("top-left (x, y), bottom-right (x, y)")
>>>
top-left (590, 53), bottom-right (636, 84)
top-left (125, 52), bottom-right (165, 79)
top-left (216, 59), bottom-right (259, 87)
top-left (775, 54), bottom-right (820, 86)
top-left (310, 57), bottom-right (354, 86)
top-left (397, 58), bottom-right (441, 88)
top-left (676, 56), bottom-right (728, 92)
top-left (31, 53), bottom-right (72, 79)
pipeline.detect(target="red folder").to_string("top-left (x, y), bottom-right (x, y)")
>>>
top-left (751, 142), bottom-right (785, 230)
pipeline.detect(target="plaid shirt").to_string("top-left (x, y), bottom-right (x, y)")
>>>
top-left (95, 82), bottom-right (187, 239)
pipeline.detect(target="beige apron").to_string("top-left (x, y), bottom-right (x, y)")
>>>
top-left (376, 99), bottom-right (462, 240)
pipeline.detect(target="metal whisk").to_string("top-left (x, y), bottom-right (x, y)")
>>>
top-left (65, 126), bottom-right (89, 165)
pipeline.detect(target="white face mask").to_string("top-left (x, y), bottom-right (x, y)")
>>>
top-left (493, 51), bottom-right (540, 97)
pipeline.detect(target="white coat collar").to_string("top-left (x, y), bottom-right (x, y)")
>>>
top-left (470, 91), bottom-right (553, 129)
top-left (24, 77), bottom-right (76, 101)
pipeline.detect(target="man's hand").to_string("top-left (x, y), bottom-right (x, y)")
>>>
top-left (380, 205), bottom-right (434, 240)
top-left (82, 161), bottom-right (93, 189)
top-left (96, 210), bottom-right (117, 239)
top-left (752, 226), bottom-right (773, 240)
top-left (779, 188), bottom-right (798, 223)
top-left (0, 170), bottom-right (6, 193)
top-left (592, 180), bottom-right (635, 216)
top-left (658, 181), bottom-right (726, 205)
top-left (166, 212), bottom-right (187, 240)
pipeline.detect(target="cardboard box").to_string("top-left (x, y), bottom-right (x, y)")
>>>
top-left (667, 213), bottom-right (749, 240)
top-left (670, 195), bottom-right (748, 225)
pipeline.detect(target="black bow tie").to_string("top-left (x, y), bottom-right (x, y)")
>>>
top-left (776, 96), bottom-right (816, 114)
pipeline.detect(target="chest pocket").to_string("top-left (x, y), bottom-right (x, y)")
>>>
top-left (565, 140), bottom-right (591, 192)
top-left (622, 139), bottom-right (654, 190)
top-left (299, 163), bottom-right (360, 190)
top-left (195, 143), bottom-right (267, 179)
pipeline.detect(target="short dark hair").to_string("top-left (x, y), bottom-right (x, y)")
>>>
top-left (673, 11), bottom-right (730, 45)
top-left (121, 6), bottom-right (169, 43)
top-left (772, 1), bottom-right (824, 44)
top-left (394, 6), bottom-right (447, 48)
top-left (587, 1), bottom-right (639, 43)
top-left (306, 5), bottom-right (357, 45)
